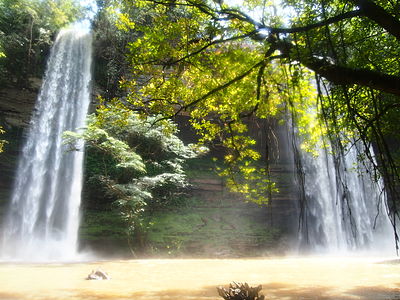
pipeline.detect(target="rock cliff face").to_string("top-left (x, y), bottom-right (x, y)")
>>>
top-left (0, 80), bottom-right (40, 127)
top-left (0, 82), bottom-right (40, 208)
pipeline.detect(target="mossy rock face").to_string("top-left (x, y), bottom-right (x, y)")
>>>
top-left (78, 209), bottom-right (132, 257)
top-left (78, 156), bottom-right (288, 258)
top-left (79, 195), bottom-right (282, 258)
top-left (0, 125), bottom-right (25, 208)
top-left (79, 209), bottom-right (126, 240)
top-left (143, 197), bottom-right (281, 257)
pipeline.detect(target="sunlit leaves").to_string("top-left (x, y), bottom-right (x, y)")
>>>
top-left (116, 13), bottom-right (135, 31)
top-left (114, 0), bottom-right (326, 204)
top-left (116, 0), bottom-right (400, 203)
top-left (0, 126), bottom-right (6, 153)
top-left (94, 0), bottom-right (400, 214)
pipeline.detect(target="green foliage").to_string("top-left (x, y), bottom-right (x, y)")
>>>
top-left (282, 0), bottom-right (400, 195)
top-left (109, 0), bottom-right (400, 207)
top-left (281, 0), bottom-right (400, 132)
top-left (0, 126), bottom-right (5, 153)
top-left (92, 1), bottom-right (135, 98)
top-left (65, 101), bottom-right (202, 251)
top-left (0, 0), bottom-right (85, 87)
top-left (114, 0), bottom-right (322, 204)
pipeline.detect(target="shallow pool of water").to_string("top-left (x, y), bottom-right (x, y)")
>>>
top-left (0, 256), bottom-right (399, 299)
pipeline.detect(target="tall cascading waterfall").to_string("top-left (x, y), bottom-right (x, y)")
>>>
top-left (294, 130), bottom-right (395, 254)
top-left (0, 25), bottom-right (92, 261)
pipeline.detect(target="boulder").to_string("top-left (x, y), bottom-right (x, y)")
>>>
top-left (86, 269), bottom-right (111, 280)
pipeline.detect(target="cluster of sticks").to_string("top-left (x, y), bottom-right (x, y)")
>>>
top-left (217, 282), bottom-right (265, 300)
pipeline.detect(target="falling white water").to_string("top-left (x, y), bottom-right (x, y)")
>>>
top-left (0, 25), bottom-right (92, 261)
top-left (298, 139), bottom-right (395, 255)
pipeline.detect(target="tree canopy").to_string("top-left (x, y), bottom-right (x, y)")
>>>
top-left (94, 0), bottom-right (399, 207)
top-left (0, 0), bottom-right (87, 153)
top-left (0, 0), bottom-right (86, 87)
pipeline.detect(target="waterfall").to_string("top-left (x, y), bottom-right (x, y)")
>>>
top-left (296, 135), bottom-right (395, 255)
top-left (0, 25), bottom-right (92, 261)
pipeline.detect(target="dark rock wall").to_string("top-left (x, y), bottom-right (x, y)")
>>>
top-left (0, 84), bottom-right (38, 209)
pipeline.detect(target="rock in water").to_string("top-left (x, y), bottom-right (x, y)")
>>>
top-left (86, 269), bottom-right (111, 280)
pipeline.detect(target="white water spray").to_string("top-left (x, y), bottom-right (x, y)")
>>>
top-left (297, 138), bottom-right (395, 255)
top-left (1, 26), bottom-right (92, 261)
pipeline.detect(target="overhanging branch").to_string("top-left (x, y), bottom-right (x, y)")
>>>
top-left (304, 59), bottom-right (400, 96)
top-left (274, 39), bottom-right (400, 96)
top-left (259, 10), bottom-right (361, 34)
top-left (177, 59), bottom-right (266, 113)
top-left (169, 30), bottom-right (259, 65)
top-left (353, 0), bottom-right (400, 41)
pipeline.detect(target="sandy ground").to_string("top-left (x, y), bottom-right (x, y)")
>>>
top-left (0, 257), bottom-right (399, 300)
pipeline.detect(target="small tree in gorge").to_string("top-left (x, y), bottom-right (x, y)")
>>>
top-left (64, 100), bottom-right (204, 251)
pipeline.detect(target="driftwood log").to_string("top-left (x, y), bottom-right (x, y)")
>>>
top-left (217, 282), bottom-right (265, 300)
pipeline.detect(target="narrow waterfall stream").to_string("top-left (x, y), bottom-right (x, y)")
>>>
top-left (296, 136), bottom-right (395, 254)
top-left (0, 25), bottom-right (92, 261)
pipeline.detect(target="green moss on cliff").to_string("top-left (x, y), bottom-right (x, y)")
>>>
top-left (142, 195), bottom-right (280, 257)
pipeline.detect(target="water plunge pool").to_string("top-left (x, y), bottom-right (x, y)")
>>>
top-left (0, 256), bottom-right (399, 299)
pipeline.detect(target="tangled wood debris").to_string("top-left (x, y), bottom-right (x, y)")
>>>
top-left (217, 282), bottom-right (265, 300)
